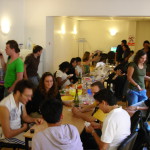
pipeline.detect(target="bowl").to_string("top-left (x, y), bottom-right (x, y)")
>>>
top-left (61, 96), bottom-right (74, 105)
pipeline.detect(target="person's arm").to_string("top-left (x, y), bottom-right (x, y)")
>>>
top-left (127, 66), bottom-right (142, 91)
top-left (23, 64), bottom-right (28, 79)
top-left (22, 106), bottom-right (43, 125)
top-left (0, 106), bottom-right (28, 138)
top-left (126, 105), bottom-right (148, 111)
top-left (80, 103), bottom-right (95, 112)
top-left (86, 125), bottom-right (109, 150)
top-left (72, 107), bottom-right (97, 122)
top-left (144, 75), bottom-right (150, 81)
top-left (8, 72), bottom-right (23, 93)
top-left (0, 54), bottom-right (6, 71)
top-left (56, 76), bottom-right (70, 87)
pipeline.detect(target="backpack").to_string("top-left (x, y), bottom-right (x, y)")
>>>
top-left (133, 108), bottom-right (150, 150)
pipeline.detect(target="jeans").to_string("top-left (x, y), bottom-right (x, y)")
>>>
top-left (28, 76), bottom-right (40, 88)
top-left (127, 89), bottom-right (147, 106)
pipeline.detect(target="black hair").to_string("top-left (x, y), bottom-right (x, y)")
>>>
top-left (94, 89), bottom-right (116, 106)
top-left (14, 79), bottom-right (34, 94)
top-left (40, 100), bottom-right (63, 124)
top-left (133, 50), bottom-right (147, 65)
top-left (33, 45), bottom-right (43, 53)
top-left (123, 44), bottom-right (130, 50)
top-left (70, 58), bottom-right (76, 66)
top-left (76, 57), bottom-right (81, 62)
top-left (6, 40), bottom-right (20, 53)
top-left (59, 61), bottom-right (70, 72)
top-left (91, 81), bottom-right (104, 90)
top-left (121, 40), bottom-right (127, 45)
top-left (143, 40), bottom-right (150, 44)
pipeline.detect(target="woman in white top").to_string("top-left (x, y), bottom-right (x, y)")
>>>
top-left (56, 61), bottom-right (71, 89)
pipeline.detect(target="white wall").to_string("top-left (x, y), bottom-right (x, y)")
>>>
top-left (0, 0), bottom-right (24, 50)
top-left (135, 21), bottom-right (150, 50)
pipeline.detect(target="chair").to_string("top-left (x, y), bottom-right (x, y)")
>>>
top-left (130, 110), bottom-right (142, 133)
top-left (0, 141), bottom-right (25, 150)
top-left (117, 132), bottom-right (138, 150)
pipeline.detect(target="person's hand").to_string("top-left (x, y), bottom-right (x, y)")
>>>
top-left (91, 122), bottom-right (102, 129)
top-left (34, 118), bottom-right (44, 125)
top-left (8, 87), bottom-right (13, 93)
top-left (136, 85), bottom-right (142, 91)
top-left (85, 125), bottom-right (94, 134)
top-left (22, 123), bottom-right (28, 131)
top-left (126, 106), bottom-right (136, 111)
top-left (72, 107), bottom-right (81, 117)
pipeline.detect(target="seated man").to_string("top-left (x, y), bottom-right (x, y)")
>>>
top-left (32, 100), bottom-right (83, 150)
top-left (85, 89), bottom-right (131, 150)
top-left (0, 79), bottom-right (43, 145)
top-left (72, 81), bottom-right (107, 123)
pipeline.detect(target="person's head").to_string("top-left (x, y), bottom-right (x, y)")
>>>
top-left (94, 89), bottom-right (116, 113)
top-left (91, 81), bottom-right (104, 96)
top-left (143, 40), bottom-right (150, 49)
top-left (6, 40), bottom-right (20, 56)
top-left (14, 79), bottom-right (34, 104)
top-left (121, 40), bottom-right (127, 46)
top-left (40, 100), bottom-right (63, 124)
top-left (83, 51), bottom-right (90, 62)
top-left (59, 61), bottom-right (70, 72)
top-left (122, 45), bottom-right (130, 51)
top-left (33, 45), bottom-right (43, 56)
top-left (133, 50), bottom-right (147, 65)
top-left (76, 57), bottom-right (81, 65)
top-left (130, 50), bottom-right (134, 55)
top-left (70, 58), bottom-right (77, 68)
top-left (39, 72), bottom-right (58, 97)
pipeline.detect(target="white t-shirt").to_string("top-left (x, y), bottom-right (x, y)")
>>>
top-left (75, 65), bottom-right (82, 77)
top-left (56, 70), bottom-right (70, 88)
top-left (32, 124), bottom-right (83, 150)
top-left (0, 93), bottom-right (24, 139)
top-left (101, 107), bottom-right (131, 150)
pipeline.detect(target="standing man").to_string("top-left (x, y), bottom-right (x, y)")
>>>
top-left (0, 79), bottom-right (43, 145)
top-left (115, 40), bottom-right (127, 64)
top-left (0, 40), bottom-right (24, 96)
top-left (24, 45), bottom-right (43, 87)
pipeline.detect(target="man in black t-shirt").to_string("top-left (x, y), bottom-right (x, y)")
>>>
top-left (116, 40), bottom-right (127, 64)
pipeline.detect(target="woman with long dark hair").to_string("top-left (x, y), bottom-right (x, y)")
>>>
top-left (127, 50), bottom-right (150, 106)
top-left (26, 72), bottom-right (61, 116)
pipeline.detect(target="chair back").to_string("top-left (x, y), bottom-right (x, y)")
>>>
top-left (130, 110), bottom-right (142, 133)
top-left (117, 132), bottom-right (138, 150)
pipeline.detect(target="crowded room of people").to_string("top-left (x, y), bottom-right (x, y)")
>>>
top-left (0, 1), bottom-right (150, 150)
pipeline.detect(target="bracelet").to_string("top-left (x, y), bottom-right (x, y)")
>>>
top-left (91, 130), bottom-right (96, 136)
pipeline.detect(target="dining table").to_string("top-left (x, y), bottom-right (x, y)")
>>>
top-left (24, 105), bottom-right (92, 150)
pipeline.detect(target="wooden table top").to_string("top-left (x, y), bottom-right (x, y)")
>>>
top-left (24, 106), bottom-right (92, 139)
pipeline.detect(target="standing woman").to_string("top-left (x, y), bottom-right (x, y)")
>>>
top-left (26, 72), bottom-right (61, 116)
top-left (127, 50), bottom-right (150, 106)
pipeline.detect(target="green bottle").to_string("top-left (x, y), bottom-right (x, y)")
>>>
top-left (74, 87), bottom-right (79, 107)
top-left (78, 72), bottom-right (82, 84)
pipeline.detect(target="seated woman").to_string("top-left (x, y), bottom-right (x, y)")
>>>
top-left (26, 72), bottom-right (61, 117)
top-left (75, 57), bottom-right (83, 78)
top-left (55, 61), bottom-right (71, 89)
top-left (67, 58), bottom-right (78, 84)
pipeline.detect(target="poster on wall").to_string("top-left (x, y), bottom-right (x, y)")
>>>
top-left (128, 35), bottom-right (135, 46)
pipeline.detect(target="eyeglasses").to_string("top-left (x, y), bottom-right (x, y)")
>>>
top-left (21, 93), bottom-right (32, 99)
